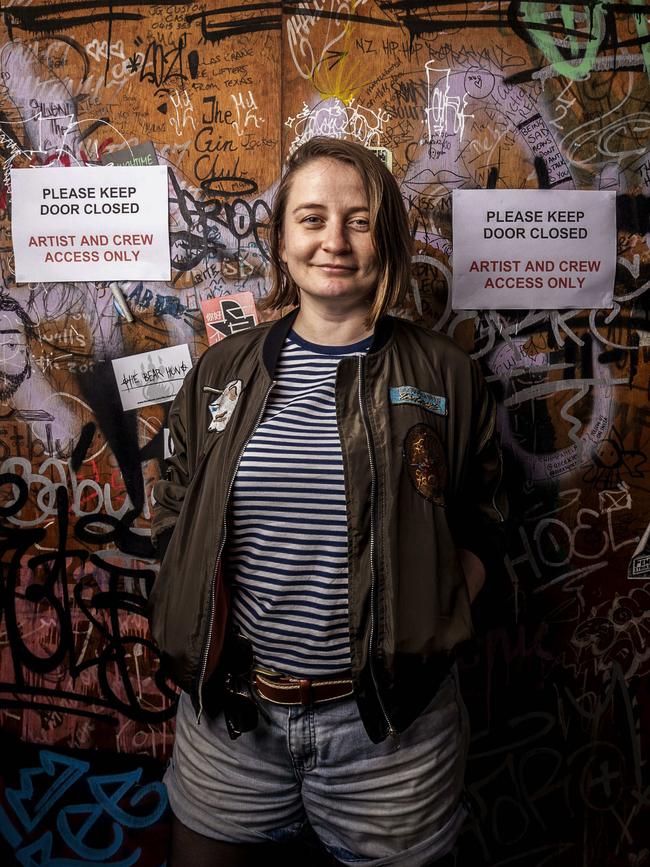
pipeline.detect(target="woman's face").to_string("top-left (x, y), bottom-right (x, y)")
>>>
top-left (279, 158), bottom-right (379, 311)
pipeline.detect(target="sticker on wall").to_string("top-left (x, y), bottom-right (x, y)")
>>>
top-left (100, 141), bottom-right (159, 167)
top-left (111, 344), bottom-right (192, 411)
top-left (163, 427), bottom-right (175, 459)
top-left (628, 521), bottom-right (650, 579)
top-left (201, 293), bottom-right (258, 345)
top-left (452, 189), bottom-right (616, 310)
top-left (10, 166), bottom-right (171, 282)
top-left (369, 147), bottom-right (393, 172)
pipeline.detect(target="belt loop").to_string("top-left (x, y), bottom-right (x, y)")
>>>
top-left (298, 678), bottom-right (312, 705)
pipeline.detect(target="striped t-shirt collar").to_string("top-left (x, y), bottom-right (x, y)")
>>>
top-left (262, 308), bottom-right (395, 377)
top-left (288, 329), bottom-right (374, 356)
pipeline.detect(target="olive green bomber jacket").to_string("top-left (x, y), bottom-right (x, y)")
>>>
top-left (149, 309), bottom-right (507, 743)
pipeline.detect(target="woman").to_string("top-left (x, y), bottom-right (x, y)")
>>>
top-left (150, 136), bottom-right (506, 866)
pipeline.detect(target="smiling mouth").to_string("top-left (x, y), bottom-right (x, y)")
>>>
top-left (315, 264), bottom-right (355, 272)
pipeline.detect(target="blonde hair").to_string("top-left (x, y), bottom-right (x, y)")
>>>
top-left (261, 137), bottom-right (412, 326)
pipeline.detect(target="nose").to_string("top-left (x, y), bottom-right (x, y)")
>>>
top-left (321, 219), bottom-right (351, 254)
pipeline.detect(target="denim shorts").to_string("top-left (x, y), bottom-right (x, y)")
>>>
top-left (165, 670), bottom-right (469, 866)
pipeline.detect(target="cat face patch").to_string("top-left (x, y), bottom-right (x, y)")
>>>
top-left (403, 424), bottom-right (447, 505)
top-left (206, 380), bottom-right (242, 432)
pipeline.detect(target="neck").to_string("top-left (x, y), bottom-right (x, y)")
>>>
top-left (292, 298), bottom-right (373, 346)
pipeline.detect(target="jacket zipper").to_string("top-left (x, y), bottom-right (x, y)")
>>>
top-left (195, 379), bottom-right (275, 723)
top-left (357, 356), bottom-right (398, 740)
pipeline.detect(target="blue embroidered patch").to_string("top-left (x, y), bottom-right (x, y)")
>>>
top-left (390, 386), bottom-right (447, 416)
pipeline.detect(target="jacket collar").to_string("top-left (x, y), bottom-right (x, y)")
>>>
top-left (369, 315), bottom-right (395, 354)
top-left (262, 308), bottom-right (300, 377)
top-left (261, 307), bottom-right (395, 377)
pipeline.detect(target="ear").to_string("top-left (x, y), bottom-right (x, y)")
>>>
top-left (279, 232), bottom-right (286, 263)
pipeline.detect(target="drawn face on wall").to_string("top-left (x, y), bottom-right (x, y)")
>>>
top-left (0, 310), bottom-right (31, 401)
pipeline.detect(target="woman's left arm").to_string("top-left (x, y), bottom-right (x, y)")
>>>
top-left (451, 359), bottom-right (508, 602)
top-left (457, 548), bottom-right (486, 603)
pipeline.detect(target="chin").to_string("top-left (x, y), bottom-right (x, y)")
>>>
top-left (318, 288), bottom-right (368, 303)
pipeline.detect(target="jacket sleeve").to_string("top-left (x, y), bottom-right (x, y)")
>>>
top-left (451, 359), bottom-right (508, 573)
top-left (151, 371), bottom-right (193, 561)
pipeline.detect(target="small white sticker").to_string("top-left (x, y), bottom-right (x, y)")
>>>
top-left (163, 427), bottom-right (175, 459)
top-left (111, 344), bottom-right (192, 410)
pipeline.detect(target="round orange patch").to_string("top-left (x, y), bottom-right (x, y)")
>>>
top-left (404, 424), bottom-right (447, 505)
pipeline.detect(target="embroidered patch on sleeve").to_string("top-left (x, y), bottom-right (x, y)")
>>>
top-left (204, 379), bottom-right (242, 432)
top-left (390, 386), bottom-right (447, 416)
top-left (403, 424), bottom-right (447, 505)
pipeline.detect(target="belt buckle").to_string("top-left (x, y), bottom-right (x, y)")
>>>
top-left (253, 669), bottom-right (353, 707)
top-left (268, 672), bottom-right (312, 706)
top-left (253, 671), bottom-right (299, 706)
top-left (298, 678), bottom-right (312, 706)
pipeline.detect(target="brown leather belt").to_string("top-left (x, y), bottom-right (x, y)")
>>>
top-left (253, 671), bottom-right (354, 706)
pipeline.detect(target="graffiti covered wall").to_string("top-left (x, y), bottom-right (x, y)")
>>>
top-left (0, 1), bottom-right (648, 864)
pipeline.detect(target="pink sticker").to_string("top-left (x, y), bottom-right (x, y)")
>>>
top-left (201, 292), bottom-right (258, 345)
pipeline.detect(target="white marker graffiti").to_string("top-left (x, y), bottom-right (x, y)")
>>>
top-left (169, 89), bottom-right (196, 136)
top-left (425, 65), bottom-right (473, 143)
top-left (285, 98), bottom-right (387, 153)
top-left (231, 90), bottom-right (265, 137)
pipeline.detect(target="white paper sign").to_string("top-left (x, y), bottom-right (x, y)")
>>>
top-left (112, 345), bottom-right (192, 411)
top-left (11, 166), bottom-right (171, 283)
top-left (452, 190), bottom-right (616, 309)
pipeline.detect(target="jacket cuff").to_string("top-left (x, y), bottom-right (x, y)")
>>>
top-left (153, 527), bottom-right (174, 562)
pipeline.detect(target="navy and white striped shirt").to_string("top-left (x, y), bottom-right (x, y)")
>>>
top-left (226, 330), bottom-right (372, 676)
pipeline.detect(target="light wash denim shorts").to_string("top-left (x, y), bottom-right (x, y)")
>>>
top-left (165, 670), bottom-right (469, 866)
